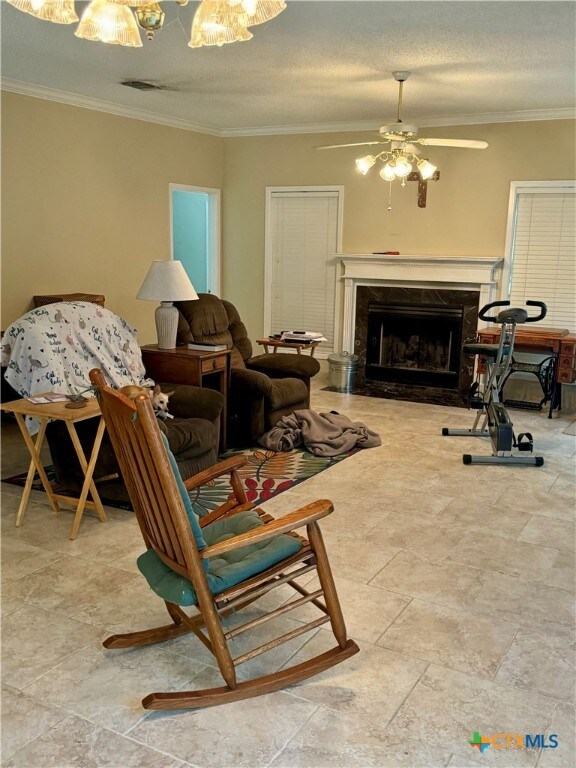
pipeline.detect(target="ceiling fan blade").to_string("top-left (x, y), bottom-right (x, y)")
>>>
top-left (417, 138), bottom-right (489, 149)
top-left (316, 141), bottom-right (387, 150)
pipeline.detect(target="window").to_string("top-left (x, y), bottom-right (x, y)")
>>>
top-left (505, 182), bottom-right (576, 331)
top-left (265, 188), bottom-right (343, 356)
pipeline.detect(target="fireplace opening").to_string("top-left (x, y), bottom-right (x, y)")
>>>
top-left (366, 303), bottom-right (464, 389)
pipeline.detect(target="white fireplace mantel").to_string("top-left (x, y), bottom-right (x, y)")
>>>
top-left (338, 254), bottom-right (504, 352)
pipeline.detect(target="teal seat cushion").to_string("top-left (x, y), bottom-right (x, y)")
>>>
top-left (137, 434), bottom-right (302, 606)
top-left (137, 510), bottom-right (302, 606)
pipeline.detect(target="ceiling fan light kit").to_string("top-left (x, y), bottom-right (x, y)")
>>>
top-left (7, 0), bottom-right (286, 47)
top-left (318, 71), bottom-right (488, 209)
top-left (416, 158), bottom-right (438, 180)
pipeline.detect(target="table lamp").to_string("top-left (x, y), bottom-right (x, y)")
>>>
top-left (137, 260), bottom-right (198, 349)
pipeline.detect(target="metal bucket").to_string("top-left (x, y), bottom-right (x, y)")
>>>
top-left (328, 351), bottom-right (359, 392)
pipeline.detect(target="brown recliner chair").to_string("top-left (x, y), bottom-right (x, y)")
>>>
top-left (46, 384), bottom-right (224, 505)
top-left (176, 294), bottom-right (320, 445)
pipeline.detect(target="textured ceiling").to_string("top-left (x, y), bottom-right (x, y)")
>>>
top-left (1, 1), bottom-right (575, 134)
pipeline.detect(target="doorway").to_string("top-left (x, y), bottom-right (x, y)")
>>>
top-left (170, 184), bottom-right (221, 295)
top-left (264, 186), bottom-right (344, 357)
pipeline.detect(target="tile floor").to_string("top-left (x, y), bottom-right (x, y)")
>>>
top-left (1, 373), bottom-right (575, 768)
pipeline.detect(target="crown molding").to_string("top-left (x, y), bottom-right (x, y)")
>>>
top-left (0, 79), bottom-right (224, 137)
top-left (222, 108), bottom-right (576, 137)
top-left (2, 78), bottom-right (574, 138)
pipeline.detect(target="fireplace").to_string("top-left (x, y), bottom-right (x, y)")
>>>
top-left (354, 286), bottom-right (480, 406)
top-left (338, 254), bottom-right (503, 407)
top-left (366, 302), bottom-right (464, 389)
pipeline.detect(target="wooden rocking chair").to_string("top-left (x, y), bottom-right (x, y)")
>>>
top-left (89, 369), bottom-right (359, 710)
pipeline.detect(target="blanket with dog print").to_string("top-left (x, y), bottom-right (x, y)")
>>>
top-left (1, 302), bottom-right (152, 433)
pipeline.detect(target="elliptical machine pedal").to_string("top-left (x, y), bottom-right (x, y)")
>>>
top-left (442, 300), bottom-right (547, 467)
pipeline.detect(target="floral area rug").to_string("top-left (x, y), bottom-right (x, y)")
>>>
top-left (2, 447), bottom-right (356, 515)
top-left (189, 447), bottom-right (355, 517)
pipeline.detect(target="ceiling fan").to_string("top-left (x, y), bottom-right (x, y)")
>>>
top-left (317, 71), bottom-right (488, 184)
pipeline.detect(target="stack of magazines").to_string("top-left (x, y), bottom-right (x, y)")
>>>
top-left (280, 331), bottom-right (327, 344)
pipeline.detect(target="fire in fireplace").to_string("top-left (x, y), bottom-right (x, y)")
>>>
top-left (366, 303), bottom-right (464, 389)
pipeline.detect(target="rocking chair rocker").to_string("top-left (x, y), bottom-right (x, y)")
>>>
top-left (89, 369), bottom-right (359, 711)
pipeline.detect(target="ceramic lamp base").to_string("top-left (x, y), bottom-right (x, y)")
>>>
top-left (155, 301), bottom-right (178, 349)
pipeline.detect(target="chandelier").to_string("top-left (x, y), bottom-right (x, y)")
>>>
top-left (7, 0), bottom-right (287, 48)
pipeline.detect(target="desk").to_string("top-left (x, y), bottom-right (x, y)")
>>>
top-left (0, 396), bottom-right (107, 539)
top-left (140, 345), bottom-right (231, 450)
top-left (256, 338), bottom-right (321, 356)
top-left (477, 327), bottom-right (576, 416)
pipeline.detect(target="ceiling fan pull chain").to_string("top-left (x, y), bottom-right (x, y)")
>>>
top-left (387, 182), bottom-right (393, 212)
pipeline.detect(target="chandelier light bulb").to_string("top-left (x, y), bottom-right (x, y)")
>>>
top-left (355, 155), bottom-right (376, 175)
top-left (417, 158), bottom-right (438, 180)
top-left (189, 0), bottom-right (252, 47)
top-left (7, 0), bottom-right (78, 24)
top-left (379, 164), bottom-right (396, 182)
top-left (237, 0), bottom-right (257, 14)
top-left (75, 0), bottom-right (143, 46)
top-left (227, 0), bottom-right (286, 26)
top-left (393, 155), bottom-right (412, 178)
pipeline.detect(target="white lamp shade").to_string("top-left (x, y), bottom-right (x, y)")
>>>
top-left (137, 260), bottom-right (198, 302)
top-left (137, 260), bottom-right (198, 349)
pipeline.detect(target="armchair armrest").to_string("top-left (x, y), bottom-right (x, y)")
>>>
top-left (201, 499), bottom-right (333, 559)
top-left (231, 367), bottom-right (273, 397)
top-left (183, 455), bottom-right (247, 491)
top-left (247, 353), bottom-right (320, 380)
top-left (160, 384), bottom-right (224, 422)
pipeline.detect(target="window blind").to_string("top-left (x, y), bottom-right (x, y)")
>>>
top-left (269, 192), bottom-right (339, 353)
top-left (509, 191), bottom-right (576, 331)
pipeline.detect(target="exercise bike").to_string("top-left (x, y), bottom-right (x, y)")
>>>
top-left (442, 300), bottom-right (548, 466)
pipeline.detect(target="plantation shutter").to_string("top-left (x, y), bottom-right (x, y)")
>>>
top-left (509, 191), bottom-right (576, 330)
top-left (269, 192), bottom-right (340, 353)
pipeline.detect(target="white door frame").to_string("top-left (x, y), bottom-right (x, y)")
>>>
top-left (501, 180), bottom-right (576, 300)
top-left (169, 183), bottom-right (221, 296)
top-left (264, 185), bottom-right (344, 356)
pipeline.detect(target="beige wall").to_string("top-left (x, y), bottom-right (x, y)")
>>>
top-left (222, 120), bottom-right (576, 340)
top-left (1, 92), bottom-right (224, 342)
top-left (2, 92), bottom-right (574, 347)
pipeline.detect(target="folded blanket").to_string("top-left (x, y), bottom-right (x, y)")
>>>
top-left (259, 409), bottom-right (381, 456)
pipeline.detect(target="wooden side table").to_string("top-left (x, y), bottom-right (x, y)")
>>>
top-left (477, 326), bottom-right (576, 418)
top-left (0, 396), bottom-right (107, 539)
top-left (140, 345), bottom-right (231, 450)
top-left (256, 338), bottom-right (321, 356)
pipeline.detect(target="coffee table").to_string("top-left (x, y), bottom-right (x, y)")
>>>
top-left (0, 395), bottom-right (107, 539)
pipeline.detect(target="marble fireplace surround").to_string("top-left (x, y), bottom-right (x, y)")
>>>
top-left (338, 254), bottom-right (504, 406)
top-left (339, 254), bottom-right (504, 353)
